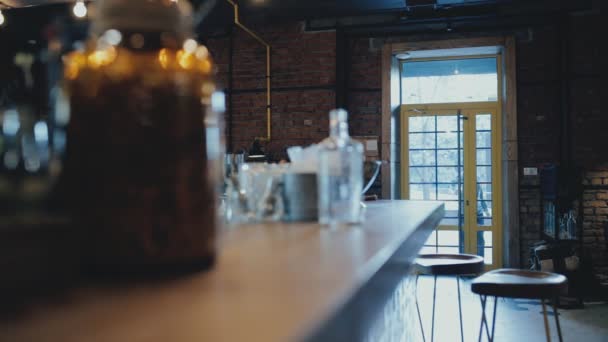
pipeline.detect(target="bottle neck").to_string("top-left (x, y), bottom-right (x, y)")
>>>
top-left (329, 109), bottom-right (349, 139)
top-left (330, 120), bottom-right (349, 139)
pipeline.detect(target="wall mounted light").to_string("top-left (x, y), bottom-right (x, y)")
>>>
top-left (73, 0), bottom-right (87, 19)
top-left (0, 9), bottom-right (5, 26)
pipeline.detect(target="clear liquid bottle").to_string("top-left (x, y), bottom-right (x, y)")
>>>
top-left (317, 109), bottom-right (364, 226)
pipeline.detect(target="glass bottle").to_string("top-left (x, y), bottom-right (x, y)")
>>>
top-left (62, 0), bottom-right (221, 272)
top-left (317, 109), bottom-right (364, 226)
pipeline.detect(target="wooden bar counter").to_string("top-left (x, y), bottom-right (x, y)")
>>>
top-left (0, 200), bottom-right (443, 342)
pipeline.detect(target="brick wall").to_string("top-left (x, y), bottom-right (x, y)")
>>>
top-left (207, 23), bottom-right (336, 157)
top-left (205, 12), bottom-right (606, 276)
top-left (519, 178), bottom-right (542, 267)
top-left (516, 13), bottom-right (606, 280)
top-left (582, 170), bottom-right (608, 281)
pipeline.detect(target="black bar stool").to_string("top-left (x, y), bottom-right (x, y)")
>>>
top-left (471, 269), bottom-right (568, 342)
top-left (415, 254), bottom-right (485, 342)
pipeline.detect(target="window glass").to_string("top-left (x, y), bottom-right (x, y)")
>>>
top-left (401, 58), bottom-right (498, 104)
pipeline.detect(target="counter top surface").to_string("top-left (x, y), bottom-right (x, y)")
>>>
top-left (0, 200), bottom-right (443, 342)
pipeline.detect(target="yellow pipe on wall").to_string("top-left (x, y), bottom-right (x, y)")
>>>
top-left (225, 0), bottom-right (271, 142)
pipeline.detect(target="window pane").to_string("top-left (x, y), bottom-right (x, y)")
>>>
top-left (444, 200), bottom-right (460, 211)
top-left (476, 114), bottom-right (492, 130)
top-left (438, 184), bottom-right (460, 201)
top-left (438, 230), bottom-right (459, 246)
top-left (424, 231), bottom-right (437, 246)
top-left (410, 184), bottom-right (437, 200)
top-left (476, 148), bottom-right (492, 165)
top-left (477, 200), bottom-right (492, 226)
top-left (476, 131), bottom-right (492, 148)
top-left (409, 116), bottom-right (435, 132)
top-left (438, 247), bottom-right (460, 255)
top-left (420, 246), bottom-right (438, 255)
top-left (437, 149), bottom-right (461, 166)
top-left (436, 116), bottom-right (458, 132)
top-left (477, 248), bottom-right (493, 264)
top-left (478, 231), bottom-right (493, 247)
top-left (410, 167), bottom-right (436, 182)
top-left (477, 218), bottom-right (493, 226)
top-left (401, 58), bottom-right (498, 104)
top-left (477, 166), bottom-right (492, 182)
top-left (410, 133), bottom-right (435, 149)
top-left (477, 184), bottom-right (492, 201)
top-left (483, 248), bottom-right (493, 264)
top-left (438, 166), bottom-right (460, 183)
top-left (410, 150), bottom-right (436, 166)
top-left (437, 132), bottom-right (462, 148)
top-left (476, 231), bottom-right (493, 264)
top-left (477, 200), bottom-right (492, 216)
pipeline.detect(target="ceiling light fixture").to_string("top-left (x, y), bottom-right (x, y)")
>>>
top-left (73, 1), bottom-right (87, 19)
top-left (395, 52), bottom-right (411, 60)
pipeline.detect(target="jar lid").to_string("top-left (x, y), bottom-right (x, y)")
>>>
top-left (91, 0), bottom-right (194, 40)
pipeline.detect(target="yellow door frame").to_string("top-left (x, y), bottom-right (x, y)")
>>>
top-left (400, 103), bottom-right (502, 269)
top-left (398, 54), bottom-right (503, 269)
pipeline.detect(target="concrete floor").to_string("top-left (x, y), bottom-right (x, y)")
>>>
top-left (414, 276), bottom-right (608, 342)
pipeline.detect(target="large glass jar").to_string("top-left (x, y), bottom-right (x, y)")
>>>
top-left (62, 0), bottom-right (221, 272)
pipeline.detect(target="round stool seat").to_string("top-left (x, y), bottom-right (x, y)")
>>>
top-left (415, 253), bottom-right (485, 276)
top-left (471, 269), bottom-right (567, 299)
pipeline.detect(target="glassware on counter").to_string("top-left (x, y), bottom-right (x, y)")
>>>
top-left (225, 163), bottom-right (286, 224)
top-left (225, 153), bottom-right (245, 179)
top-left (282, 172), bottom-right (318, 222)
top-left (317, 109), bottom-right (364, 226)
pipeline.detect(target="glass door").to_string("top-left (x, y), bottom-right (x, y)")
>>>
top-left (401, 104), bottom-right (502, 269)
top-left (403, 109), bottom-right (466, 257)
top-left (470, 110), bottom-right (498, 268)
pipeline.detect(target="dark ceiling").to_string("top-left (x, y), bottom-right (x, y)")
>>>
top-left (0, 0), bottom-right (598, 42)
top-left (1, 1), bottom-right (592, 17)
top-left (200, 0), bottom-right (595, 34)
top-left (238, 0), bottom-right (407, 14)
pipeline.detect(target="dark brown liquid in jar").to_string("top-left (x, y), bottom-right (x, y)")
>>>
top-left (63, 45), bottom-right (217, 271)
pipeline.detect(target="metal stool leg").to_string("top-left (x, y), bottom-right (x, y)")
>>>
top-left (553, 299), bottom-right (563, 342)
top-left (542, 299), bottom-right (552, 342)
top-left (457, 276), bottom-right (464, 342)
top-left (490, 296), bottom-right (498, 342)
top-left (478, 295), bottom-right (486, 342)
top-left (431, 275), bottom-right (437, 342)
top-left (478, 295), bottom-right (493, 342)
top-left (415, 275), bottom-right (426, 342)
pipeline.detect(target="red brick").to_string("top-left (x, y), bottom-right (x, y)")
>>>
top-left (585, 201), bottom-right (607, 208)
top-left (597, 192), bottom-right (608, 200)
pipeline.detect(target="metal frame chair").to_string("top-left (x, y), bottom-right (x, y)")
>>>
top-left (471, 269), bottom-right (567, 342)
top-left (414, 254), bottom-right (485, 342)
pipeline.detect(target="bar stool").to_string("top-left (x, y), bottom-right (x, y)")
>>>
top-left (415, 254), bottom-right (485, 342)
top-left (471, 269), bottom-right (567, 342)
